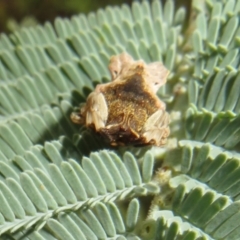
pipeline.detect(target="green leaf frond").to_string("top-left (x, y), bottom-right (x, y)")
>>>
top-left (0, 147), bottom-right (158, 237)
top-left (8, 199), bottom-right (143, 240)
top-left (0, 0), bottom-right (240, 239)
top-left (188, 70), bottom-right (240, 113)
top-left (185, 106), bottom-right (240, 149)
top-left (168, 141), bottom-right (240, 200)
top-left (146, 140), bottom-right (240, 239)
top-left (190, 0), bottom-right (240, 79)
top-left (141, 210), bottom-right (213, 240)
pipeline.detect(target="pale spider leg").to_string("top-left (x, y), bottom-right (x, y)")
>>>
top-left (142, 109), bottom-right (170, 146)
top-left (144, 62), bottom-right (169, 93)
top-left (84, 92), bottom-right (108, 131)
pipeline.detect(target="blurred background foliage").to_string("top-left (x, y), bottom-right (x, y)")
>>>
top-left (0, 0), bottom-right (190, 33)
top-left (0, 0), bottom-right (132, 33)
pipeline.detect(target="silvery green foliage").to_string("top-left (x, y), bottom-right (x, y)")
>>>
top-left (0, 0), bottom-right (239, 239)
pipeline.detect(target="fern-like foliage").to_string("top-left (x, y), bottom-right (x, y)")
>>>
top-left (0, 0), bottom-right (239, 239)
